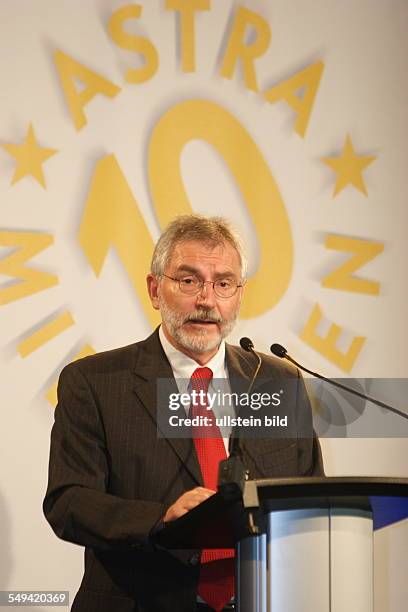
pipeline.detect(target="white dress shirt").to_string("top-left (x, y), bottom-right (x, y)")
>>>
top-left (159, 325), bottom-right (235, 453)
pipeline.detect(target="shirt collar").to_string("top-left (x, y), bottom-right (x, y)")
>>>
top-left (159, 325), bottom-right (227, 388)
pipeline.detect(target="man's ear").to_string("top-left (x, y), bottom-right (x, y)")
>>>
top-left (146, 274), bottom-right (160, 310)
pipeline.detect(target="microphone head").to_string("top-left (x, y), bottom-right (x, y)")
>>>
top-left (240, 337), bottom-right (254, 352)
top-left (270, 343), bottom-right (287, 358)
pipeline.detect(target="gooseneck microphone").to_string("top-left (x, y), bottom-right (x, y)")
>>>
top-left (239, 336), bottom-right (254, 352)
top-left (240, 337), bottom-right (262, 393)
top-left (270, 343), bottom-right (288, 359)
top-left (218, 337), bottom-right (262, 497)
top-left (270, 343), bottom-right (408, 421)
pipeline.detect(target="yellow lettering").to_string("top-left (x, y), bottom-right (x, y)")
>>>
top-left (220, 6), bottom-right (271, 92)
top-left (323, 235), bottom-right (384, 295)
top-left (166, 0), bottom-right (210, 72)
top-left (300, 304), bottom-right (365, 372)
top-left (46, 344), bottom-right (96, 406)
top-left (148, 99), bottom-right (293, 318)
top-left (17, 311), bottom-right (75, 358)
top-left (263, 61), bottom-right (324, 137)
top-left (0, 231), bottom-right (58, 305)
top-left (78, 154), bottom-right (159, 328)
top-left (108, 4), bottom-right (159, 83)
top-left (54, 50), bottom-right (121, 131)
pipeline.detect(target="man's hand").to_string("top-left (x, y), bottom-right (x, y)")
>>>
top-left (163, 487), bottom-right (215, 522)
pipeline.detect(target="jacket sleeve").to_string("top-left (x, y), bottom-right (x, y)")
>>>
top-left (43, 363), bottom-right (167, 551)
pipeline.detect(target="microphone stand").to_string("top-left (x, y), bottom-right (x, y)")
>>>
top-left (218, 338), bottom-right (262, 531)
top-left (270, 343), bottom-right (408, 421)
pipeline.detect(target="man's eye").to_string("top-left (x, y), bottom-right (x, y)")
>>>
top-left (217, 279), bottom-right (233, 288)
top-left (180, 277), bottom-right (196, 285)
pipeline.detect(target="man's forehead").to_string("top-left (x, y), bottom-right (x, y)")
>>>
top-left (168, 239), bottom-right (240, 267)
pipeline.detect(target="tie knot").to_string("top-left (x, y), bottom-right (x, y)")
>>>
top-left (191, 367), bottom-right (213, 393)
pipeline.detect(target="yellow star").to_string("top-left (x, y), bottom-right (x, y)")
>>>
top-left (323, 134), bottom-right (376, 197)
top-left (1, 123), bottom-right (57, 188)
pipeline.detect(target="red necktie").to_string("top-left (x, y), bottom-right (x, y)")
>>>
top-left (190, 367), bottom-right (235, 612)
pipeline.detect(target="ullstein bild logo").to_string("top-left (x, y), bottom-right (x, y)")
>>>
top-left (1, 3), bottom-right (382, 409)
top-left (167, 414), bottom-right (288, 430)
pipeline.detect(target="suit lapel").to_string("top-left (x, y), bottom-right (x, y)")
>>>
top-left (225, 344), bottom-right (253, 377)
top-left (225, 342), bottom-right (255, 394)
top-left (131, 329), bottom-right (202, 486)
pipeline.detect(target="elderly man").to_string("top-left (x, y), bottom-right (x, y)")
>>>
top-left (44, 214), bottom-right (323, 612)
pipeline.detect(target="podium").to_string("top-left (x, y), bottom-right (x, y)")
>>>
top-left (155, 476), bottom-right (408, 612)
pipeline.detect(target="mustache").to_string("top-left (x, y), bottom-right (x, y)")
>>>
top-left (185, 309), bottom-right (223, 323)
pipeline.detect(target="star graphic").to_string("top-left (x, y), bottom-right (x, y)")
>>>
top-left (1, 123), bottom-right (57, 188)
top-left (322, 134), bottom-right (376, 197)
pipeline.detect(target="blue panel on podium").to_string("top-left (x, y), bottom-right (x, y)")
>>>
top-left (371, 496), bottom-right (408, 530)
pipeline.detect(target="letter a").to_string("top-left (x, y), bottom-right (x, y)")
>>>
top-left (263, 61), bottom-right (324, 137)
top-left (55, 50), bottom-right (121, 130)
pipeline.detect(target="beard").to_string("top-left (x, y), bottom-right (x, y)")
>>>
top-left (159, 297), bottom-right (238, 355)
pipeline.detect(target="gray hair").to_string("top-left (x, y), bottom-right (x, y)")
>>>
top-left (151, 214), bottom-right (247, 279)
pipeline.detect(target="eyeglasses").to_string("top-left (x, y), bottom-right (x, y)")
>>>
top-left (162, 274), bottom-right (243, 298)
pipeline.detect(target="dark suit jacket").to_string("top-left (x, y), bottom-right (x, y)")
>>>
top-left (43, 328), bottom-right (323, 612)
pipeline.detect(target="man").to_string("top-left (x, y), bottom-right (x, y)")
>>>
top-left (44, 214), bottom-right (323, 612)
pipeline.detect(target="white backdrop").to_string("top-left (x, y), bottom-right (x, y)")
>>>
top-left (1, 1), bottom-right (407, 610)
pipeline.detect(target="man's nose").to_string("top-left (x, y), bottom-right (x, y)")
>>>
top-left (195, 281), bottom-right (217, 307)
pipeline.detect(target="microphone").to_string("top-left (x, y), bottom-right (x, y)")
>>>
top-left (270, 343), bottom-right (287, 358)
top-left (270, 343), bottom-right (408, 421)
top-left (218, 337), bottom-right (262, 498)
top-left (239, 336), bottom-right (254, 352)
top-left (240, 337), bottom-right (262, 393)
